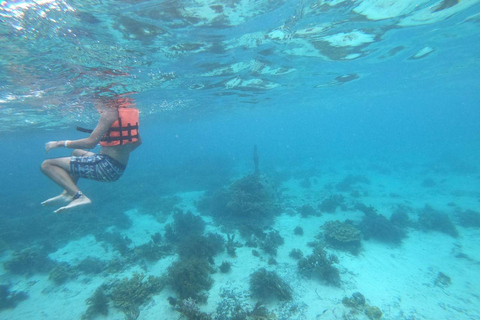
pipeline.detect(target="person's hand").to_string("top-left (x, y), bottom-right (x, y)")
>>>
top-left (45, 141), bottom-right (59, 153)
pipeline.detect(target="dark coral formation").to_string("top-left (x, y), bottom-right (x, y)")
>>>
top-left (167, 258), bottom-right (214, 302)
top-left (434, 272), bottom-right (451, 288)
top-left (342, 292), bottom-right (366, 310)
top-left (336, 175), bottom-right (370, 192)
top-left (390, 205), bottom-right (412, 229)
top-left (108, 273), bottom-right (165, 310)
top-left (322, 220), bottom-right (362, 254)
top-left (343, 292), bottom-right (382, 320)
top-left (165, 210), bottom-right (206, 243)
top-left (48, 262), bottom-right (76, 285)
top-left (289, 249), bottom-right (304, 260)
top-left (249, 268), bottom-right (292, 301)
top-left (294, 226), bottom-right (304, 236)
top-left (418, 205), bottom-right (458, 237)
top-left (456, 209), bottom-right (480, 228)
top-left (173, 298), bottom-right (213, 320)
top-left (3, 246), bottom-right (55, 275)
top-left (297, 244), bottom-right (340, 286)
top-left (298, 204), bottom-right (318, 217)
top-left (177, 233), bottom-right (225, 261)
top-left (197, 172), bottom-right (278, 234)
top-left (318, 194), bottom-right (345, 213)
top-left (259, 230), bottom-right (284, 256)
top-left (0, 284), bottom-right (28, 310)
top-left (82, 287), bottom-right (109, 320)
top-left (359, 207), bottom-right (406, 244)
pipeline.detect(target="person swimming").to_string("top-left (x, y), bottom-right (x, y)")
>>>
top-left (40, 96), bottom-right (142, 213)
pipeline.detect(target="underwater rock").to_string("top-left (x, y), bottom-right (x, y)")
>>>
top-left (322, 220), bottom-right (362, 254)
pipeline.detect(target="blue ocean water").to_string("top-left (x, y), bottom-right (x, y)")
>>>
top-left (1, 1), bottom-right (480, 319)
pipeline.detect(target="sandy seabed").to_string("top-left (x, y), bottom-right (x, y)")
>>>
top-left (1, 164), bottom-right (479, 320)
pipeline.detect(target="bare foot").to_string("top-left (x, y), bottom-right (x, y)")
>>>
top-left (54, 193), bottom-right (91, 214)
top-left (41, 191), bottom-right (71, 206)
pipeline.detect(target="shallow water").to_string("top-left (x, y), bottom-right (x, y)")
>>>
top-left (1, 1), bottom-right (480, 319)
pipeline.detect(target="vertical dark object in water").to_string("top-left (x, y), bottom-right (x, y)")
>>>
top-left (253, 144), bottom-right (259, 176)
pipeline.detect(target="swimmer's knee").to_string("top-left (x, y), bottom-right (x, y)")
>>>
top-left (40, 159), bottom-right (51, 173)
top-left (72, 149), bottom-right (83, 156)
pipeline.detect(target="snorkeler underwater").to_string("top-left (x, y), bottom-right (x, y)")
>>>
top-left (0, 0), bottom-right (479, 319)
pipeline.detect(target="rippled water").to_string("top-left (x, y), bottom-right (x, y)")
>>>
top-left (1, 0), bottom-right (479, 131)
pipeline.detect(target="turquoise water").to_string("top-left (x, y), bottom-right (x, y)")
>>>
top-left (1, 1), bottom-right (480, 319)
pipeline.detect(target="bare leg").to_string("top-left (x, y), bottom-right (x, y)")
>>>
top-left (40, 150), bottom-right (94, 213)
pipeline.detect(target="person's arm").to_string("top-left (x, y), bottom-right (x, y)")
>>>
top-left (45, 107), bottom-right (118, 153)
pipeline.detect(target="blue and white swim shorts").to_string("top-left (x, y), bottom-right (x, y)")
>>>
top-left (70, 154), bottom-right (126, 182)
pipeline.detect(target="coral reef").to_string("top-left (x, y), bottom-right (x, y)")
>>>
top-left (82, 287), bottom-right (109, 320)
top-left (259, 230), bottom-right (284, 256)
top-left (95, 231), bottom-right (132, 256)
top-left (321, 220), bottom-right (362, 254)
top-left (289, 249), bottom-right (303, 260)
top-left (132, 241), bottom-right (172, 262)
top-left (359, 208), bottom-right (406, 244)
top-left (76, 257), bottom-right (107, 275)
top-left (197, 147), bottom-right (279, 233)
top-left (0, 284), bottom-right (28, 310)
top-left (456, 209), bottom-right (480, 228)
top-left (177, 233), bottom-right (224, 260)
top-left (294, 226), bottom-right (304, 236)
top-left (226, 233), bottom-right (239, 257)
top-left (343, 292), bottom-right (382, 319)
top-left (48, 262), bottom-right (76, 285)
top-left (165, 210), bottom-right (206, 243)
top-left (108, 273), bottom-right (165, 310)
top-left (336, 175), bottom-right (370, 192)
top-left (298, 204), bottom-right (318, 217)
top-left (173, 298), bottom-right (213, 320)
top-left (297, 244), bottom-right (340, 286)
top-left (219, 261), bottom-right (231, 273)
top-left (418, 205), bottom-right (458, 237)
top-left (168, 258), bottom-right (213, 302)
top-left (215, 287), bottom-right (280, 320)
top-left (365, 306), bottom-right (382, 319)
top-left (249, 268), bottom-right (292, 301)
top-left (318, 194), bottom-right (344, 213)
top-left (342, 292), bottom-right (366, 310)
top-left (3, 246), bottom-right (55, 276)
top-left (390, 205), bottom-right (411, 228)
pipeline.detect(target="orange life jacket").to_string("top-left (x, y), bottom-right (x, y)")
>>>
top-left (99, 107), bottom-right (139, 146)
